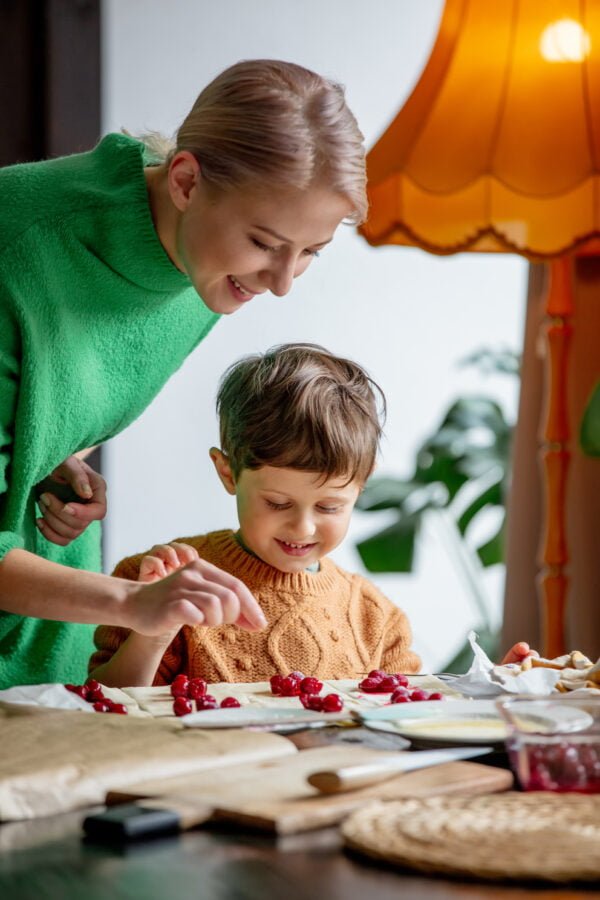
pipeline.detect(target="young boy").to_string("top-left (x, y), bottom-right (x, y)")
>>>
top-left (90, 343), bottom-right (532, 686)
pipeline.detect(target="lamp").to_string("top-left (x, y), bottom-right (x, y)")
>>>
top-left (361, 0), bottom-right (600, 657)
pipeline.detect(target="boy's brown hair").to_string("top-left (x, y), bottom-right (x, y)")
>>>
top-left (216, 343), bottom-right (385, 484)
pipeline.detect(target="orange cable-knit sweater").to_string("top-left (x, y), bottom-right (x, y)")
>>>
top-left (91, 529), bottom-right (421, 683)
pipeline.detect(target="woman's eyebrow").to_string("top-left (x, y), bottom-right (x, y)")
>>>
top-left (252, 224), bottom-right (333, 247)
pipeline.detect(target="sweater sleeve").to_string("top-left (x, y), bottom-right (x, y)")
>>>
top-left (360, 578), bottom-right (421, 674)
top-left (0, 298), bottom-right (25, 559)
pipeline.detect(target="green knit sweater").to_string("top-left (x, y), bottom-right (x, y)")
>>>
top-left (0, 134), bottom-right (220, 688)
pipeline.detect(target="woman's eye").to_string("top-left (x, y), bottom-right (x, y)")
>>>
top-left (252, 238), bottom-right (277, 252)
top-left (304, 248), bottom-right (321, 258)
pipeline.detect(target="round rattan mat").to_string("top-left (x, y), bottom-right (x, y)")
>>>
top-left (342, 792), bottom-right (600, 883)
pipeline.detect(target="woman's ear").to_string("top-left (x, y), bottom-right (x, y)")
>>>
top-left (209, 447), bottom-right (236, 495)
top-left (167, 150), bottom-right (201, 212)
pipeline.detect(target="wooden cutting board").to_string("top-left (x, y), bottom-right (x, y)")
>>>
top-left (107, 744), bottom-right (513, 834)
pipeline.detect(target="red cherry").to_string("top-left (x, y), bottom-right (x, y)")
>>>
top-left (172, 673), bottom-right (189, 684)
top-left (321, 693), bottom-right (344, 713)
top-left (279, 676), bottom-right (301, 696)
top-left (73, 684), bottom-right (89, 700)
top-left (368, 669), bottom-right (386, 680)
top-left (307, 695), bottom-right (325, 711)
top-left (87, 688), bottom-right (105, 703)
top-left (359, 677), bottom-right (383, 693)
top-left (195, 695), bottom-right (218, 711)
top-left (173, 697), bottom-right (193, 716)
top-left (87, 679), bottom-right (102, 693)
top-left (187, 679), bottom-right (208, 700)
top-left (270, 674), bottom-right (284, 695)
top-left (394, 674), bottom-right (410, 688)
top-left (289, 671), bottom-right (305, 681)
top-left (379, 675), bottom-right (400, 692)
top-left (428, 692), bottom-right (444, 701)
top-left (170, 679), bottom-right (189, 698)
top-left (220, 697), bottom-right (241, 708)
top-left (299, 677), bottom-right (323, 695)
top-left (409, 689), bottom-right (430, 702)
top-left (390, 690), bottom-right (411, 703)
top-left (93, 701), bottom-right (111, 713)
top-left (109, 703), bottom-right (128, 715)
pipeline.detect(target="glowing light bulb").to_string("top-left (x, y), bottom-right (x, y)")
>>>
top-left (540, 19), bottom-right (591, 62)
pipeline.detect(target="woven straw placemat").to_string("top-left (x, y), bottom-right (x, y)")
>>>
top-left (342, 792), bottom-right (600, 883)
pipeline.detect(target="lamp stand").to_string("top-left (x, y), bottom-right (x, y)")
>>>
top-left (539, 257), bottom-right (573, 658)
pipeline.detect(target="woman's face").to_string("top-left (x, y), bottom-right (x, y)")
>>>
top-left (166, 155), bottom-right (351, 314)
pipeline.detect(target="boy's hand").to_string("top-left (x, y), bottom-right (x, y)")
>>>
top-left (36, 456), bottom-right (107, 546)
top-left (500, 641), bottom-right (539, 665)
top-left (127, 558), bottom-right (268, 636)
top-left (138, 542), bottom-right (199, 583)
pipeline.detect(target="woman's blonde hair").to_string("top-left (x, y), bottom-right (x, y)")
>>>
top-left (217, 343), bottom-right (385, 484)
top-left (140, 59), bottom-right (367, 224)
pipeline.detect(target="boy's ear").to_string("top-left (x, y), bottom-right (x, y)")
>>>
top-left (167, 151), bottom-right (201, 212)
top-left (209, 447), bottom-right (236, 495)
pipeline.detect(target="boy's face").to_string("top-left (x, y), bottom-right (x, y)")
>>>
top-left (212, 454), bottom-right (361, 573)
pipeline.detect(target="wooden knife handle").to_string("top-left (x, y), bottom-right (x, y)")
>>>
top-left (308, 760), bottom-right (406, 794)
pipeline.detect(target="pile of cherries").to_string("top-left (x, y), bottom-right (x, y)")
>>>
top-left (65, 680), bottom-right (128, 715)
top-left (170, 673), bottom-right (241, 717)
top-left (510, 739), bottom-right (600, 793)
top-left (358, 670), bottom-right (444, 703)
top-left (270, 672), bottom-right (344, 713)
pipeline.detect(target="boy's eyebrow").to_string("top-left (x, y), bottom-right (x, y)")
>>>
top-left (252, 224), bottom-right (333, 247)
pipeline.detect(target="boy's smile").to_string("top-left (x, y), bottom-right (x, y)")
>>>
top-left (211, 453), bottom-right (362, 574)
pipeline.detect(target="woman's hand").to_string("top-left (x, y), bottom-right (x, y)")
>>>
top-left (36, 455), bottom-right (107, 546)
top-left (500, 641), bottom-right (539, 665)
top-left (126, 557), bottom-right (268, 637)
top-left (138, 542), bottom-right (199, 583)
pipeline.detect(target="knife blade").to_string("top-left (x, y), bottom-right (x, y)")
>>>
top-left (307, 745), bottom-right (494, 794)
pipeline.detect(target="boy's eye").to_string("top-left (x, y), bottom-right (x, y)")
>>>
top-left (266, 499), bottom-right (290, 510)
top-left (317, 505), bottom-right (339, 514)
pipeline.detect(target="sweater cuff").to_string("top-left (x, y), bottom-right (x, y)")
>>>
top-left (0, 532), bottom-right (25, 560)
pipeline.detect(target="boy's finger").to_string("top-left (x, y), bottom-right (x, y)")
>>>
top-left (145, 556), bottom-right (168, 578)
top-left (170, 542), bottom-right (199, 565)
top-left (152, 544), bottom-right (180, 570)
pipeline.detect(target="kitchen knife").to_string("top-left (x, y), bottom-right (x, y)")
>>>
top-left (307, 745), bottom-right (493, 794)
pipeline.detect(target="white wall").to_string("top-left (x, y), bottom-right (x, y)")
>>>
top-left (101, 0), bottom-right (527, 672)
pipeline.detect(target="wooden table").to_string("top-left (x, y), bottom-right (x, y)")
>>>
top-left (1, 806), bottom-right (599, 899)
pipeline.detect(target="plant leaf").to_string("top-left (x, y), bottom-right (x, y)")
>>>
top-left (356, 478), bottom-right (417, 511)
top-left (356, 517), bottom-right (419, 573)
top-left (476, 517), bottom-right (505, 567)
top-left (580, 380), bottom-right (600, 457)
top-left (456, 479), bottom-right (504, 535)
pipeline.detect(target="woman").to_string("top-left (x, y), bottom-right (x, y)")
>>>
top-left (0, 59), bottom-right (366, 687)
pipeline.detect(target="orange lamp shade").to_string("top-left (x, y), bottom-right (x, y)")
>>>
top-left (361, 0), bottom-right (600, 258)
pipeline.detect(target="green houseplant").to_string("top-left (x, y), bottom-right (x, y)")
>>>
top-left (355, 348), bottom-right (518, 672)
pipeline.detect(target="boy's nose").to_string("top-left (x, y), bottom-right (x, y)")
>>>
top-left (289, 509), bottom-right (316, 538)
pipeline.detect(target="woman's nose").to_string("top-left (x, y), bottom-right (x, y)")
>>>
top-left (265, 256), bottom-right (298, 297)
